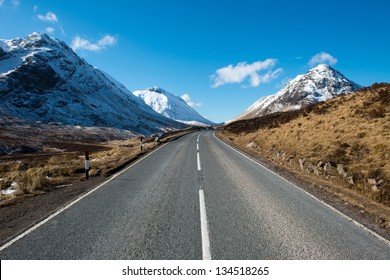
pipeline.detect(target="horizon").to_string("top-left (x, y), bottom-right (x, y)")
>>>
top-left (1, 0), bottom-right (389, 123)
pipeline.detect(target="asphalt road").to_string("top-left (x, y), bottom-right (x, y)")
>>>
top-left (1, 131), bottom-right (389, 259)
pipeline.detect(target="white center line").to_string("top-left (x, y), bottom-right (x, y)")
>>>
top-left (199, 189), bottom-right (211, 260)
top-left (197, 152), bottom-right (201, 171)
top-left (197, 143), bottom-right (199, 151)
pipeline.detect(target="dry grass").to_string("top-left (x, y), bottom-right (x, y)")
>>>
top-left (0, 138), bottom-right (157, 200)
top-left (222, 83), bottom-right (390, 207)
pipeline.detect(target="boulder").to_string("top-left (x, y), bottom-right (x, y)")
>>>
top-left (337, 164), bottom-right (348, 178)
top-left (299, 158), bottom-right (305, 171)
top-left (324, 162), bottom-right (332, 172)
top-left (246, 142), bottom-right (259, 150)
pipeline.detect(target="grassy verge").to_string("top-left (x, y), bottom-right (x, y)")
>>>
top-left (221, 83), bottom-right (390, 229)
top-left (0, 139), bottom-right (157, 204)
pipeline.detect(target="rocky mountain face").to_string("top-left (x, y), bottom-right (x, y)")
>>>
top-left (234, 64), bottom-right (361, 121)
top-left (133, 87), bottom-right (214, 126)
top-left (0, 33), bottom-right (184, 134)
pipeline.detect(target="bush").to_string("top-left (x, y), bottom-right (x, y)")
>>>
top-left (15, 170), bottom-right (51, 193)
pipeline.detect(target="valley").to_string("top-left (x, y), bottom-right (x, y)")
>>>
top-left (0, 32), bottom-right (389, 260)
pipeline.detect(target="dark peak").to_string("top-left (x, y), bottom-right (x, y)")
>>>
top-left (147, 86), bottom-right (167, 94)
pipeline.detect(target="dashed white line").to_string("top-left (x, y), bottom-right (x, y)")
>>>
top-left (197, 152), bottom-right (201, 171)
top-left (199, 189), bottom-right (211, 260)
top-left (196, 133), bottom-right (211, 259)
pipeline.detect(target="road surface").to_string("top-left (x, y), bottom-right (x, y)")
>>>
top-left (1, 131), bottom-right (389, 259)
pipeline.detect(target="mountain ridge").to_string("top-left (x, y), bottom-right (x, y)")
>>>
top-left (0, 32), bottom-right (184, 134)
top-left (233, 64), bottom-right (361, 121)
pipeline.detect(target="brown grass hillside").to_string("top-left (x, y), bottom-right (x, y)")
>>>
top-left (0, 138), bottom-right (157, 204)
top-left (220, 83), bottom-right (390, 210)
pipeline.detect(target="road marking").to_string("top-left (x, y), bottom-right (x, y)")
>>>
top-left (213, 132), bottom-right (390, 247)
top-left (196, 132), bottom-right (211, 259)
top-left (0, 143), bottom-right (168, 252)
top-left (199, 189), bottom-right (211, 260)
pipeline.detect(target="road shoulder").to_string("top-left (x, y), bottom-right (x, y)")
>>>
top-left (215, 131), bottom-right (390, 241)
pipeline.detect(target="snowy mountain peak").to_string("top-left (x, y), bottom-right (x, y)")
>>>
top-left (311, 63), bottom-right (332, 72)
top-left (133, 87), bottom-right (214, 126)
top-left (234, 64), bottom-right (361, 121)
top-left (0, 33), bottom-right (183, 134)
top-left (2, 32), bottom-right (58, 51)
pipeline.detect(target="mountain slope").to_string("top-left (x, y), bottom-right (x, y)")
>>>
top-left (133, 87), bottom-right (214, 126)
top-left (234, 64), bottom-right (361, 121)
top-left (0, 33), bottom-right (183, 134)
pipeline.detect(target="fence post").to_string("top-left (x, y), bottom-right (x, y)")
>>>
top-left (85, 151), bottom-right (90, 180)
top-left (139, 136), bottom-right (144, 151)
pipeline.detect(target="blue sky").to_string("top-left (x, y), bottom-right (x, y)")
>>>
top-left (1, 0), bottom-right (389, 123)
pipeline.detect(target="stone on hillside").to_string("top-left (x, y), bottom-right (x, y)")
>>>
top-left (337, 164), bottom-right (348, 178)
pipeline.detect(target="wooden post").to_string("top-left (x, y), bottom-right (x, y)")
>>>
top-left (85, 151), bottom-right (90, 180)
top-left (139, 136), bottom-right (144, 151)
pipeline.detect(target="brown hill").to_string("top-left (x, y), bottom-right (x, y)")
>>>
top-left (220, 83), bottom-right (390, 228)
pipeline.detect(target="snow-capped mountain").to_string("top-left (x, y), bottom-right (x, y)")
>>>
top-left (133, 87), bottom-right (214, 126)
top-left (234, 64), bottom-right (361, 121)
top-left (0, 33), bottom-right (184, 134)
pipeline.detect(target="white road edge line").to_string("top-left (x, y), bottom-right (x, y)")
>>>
top-left (197, 143), bottom-right (199, 151)
top-left (0, 143), bottom-right (168, 252)
top-left (199, 189), bottom-right (212, 260)
top-left (213, 132), bottom-right (390, 247)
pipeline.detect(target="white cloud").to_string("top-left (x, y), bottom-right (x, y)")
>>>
top-left (37, 11), bottom-right (58, 23)
top-left (309, 52), bottom-right (337, 67)
top-left (0, 0), bottom-right (20, 7)
top-left (98, 35), bottom-right (117, 47)
top-left (210, 59), bottom-right (282, 88)
top-left (33, 5), bottom-right (38, 12)
top-left (71, 34), bottom-right (118, 52)
top-left (71, 36), bottom-right (101, 51)
top-left (45, 27), bottom-right (55, 34)
top-left (181, 93), bottom-right (202, 108)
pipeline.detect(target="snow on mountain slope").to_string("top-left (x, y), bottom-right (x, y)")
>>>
top-left (234, 64), bottom-right (361, 121)
top-left (0, 33), bottom-right (184, 134)
top-left (133, 87), bottom-right (214, 126)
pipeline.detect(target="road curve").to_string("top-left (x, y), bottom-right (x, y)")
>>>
top-left (0, 131), bottom-right (389, 259)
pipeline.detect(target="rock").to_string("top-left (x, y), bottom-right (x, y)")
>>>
top-left (348, 176), bottom-right (354, 185)
top-left (299, 158), bottom-right (305, 171)
top-left (367, 178), bottom-right (377, 185)
top-left (306, 163), bottom-right (315, 173)
top-left (324, 162), bottom-right (332, 172)
top-left (371, 185), bottom-right (380, 192)
top-left (246, 142), bottom-right (259, 150)
top-left (317, 161), bottom-right (324, 168)
top-left (337, 164), bottom-right (348, 178)
top-left (367, 178), bottom-right (384, 187)
top-left (313, 167), bottom-right (321, 176)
